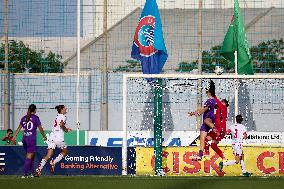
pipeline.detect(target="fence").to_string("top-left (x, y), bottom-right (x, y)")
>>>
top-left (0, 0), bottom-right (284, 131)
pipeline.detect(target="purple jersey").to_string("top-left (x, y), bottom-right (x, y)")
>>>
top-left (200, 98), bottom-right (216, 132)
top-left (203, 98), bottom-right (216, 121)
top-left (20, 114), bottom-right (41, 142)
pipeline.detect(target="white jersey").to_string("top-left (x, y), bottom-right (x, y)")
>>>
top-left (51, 114), bottom-right (67, 139)
top-left (229, 123), bottom-right (247, 144)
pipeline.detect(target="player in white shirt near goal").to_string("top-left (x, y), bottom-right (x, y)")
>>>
top-left (219, 114), bottom-right (252, 177)
top-left (35, 105), bottom-right (72, 176)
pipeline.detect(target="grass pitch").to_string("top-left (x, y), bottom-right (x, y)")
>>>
top-left (0, 176), bottom-right (283, 189)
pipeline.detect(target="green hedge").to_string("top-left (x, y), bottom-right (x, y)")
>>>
top-left (0, 130), bottom-right (85, 146)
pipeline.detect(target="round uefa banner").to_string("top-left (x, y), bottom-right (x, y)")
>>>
top-left (133, 15), bottom-right (157, 57)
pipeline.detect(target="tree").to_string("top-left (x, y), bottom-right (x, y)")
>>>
top-left (187, 38), bottom-right (284, 73)
top-left (175, 61), bottom-right (198, 72)
top-left (115, 39), bottom-right (284, 74)
top-left (0, 40), bottom-right (63, 73)
top-left (250, 39), bottom-right (284, 73)
top-left (113, 59), bottom-right (141, 72)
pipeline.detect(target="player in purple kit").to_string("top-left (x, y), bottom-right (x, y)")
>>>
top-left (12, 104), bottom-right (46, 178)
top-left (188, 80), bottom-right (217, 160)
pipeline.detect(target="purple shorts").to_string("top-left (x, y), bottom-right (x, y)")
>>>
top-left (200, 124), bottom-right (211, 132)
top-left (200, 115), bottom-right (215, 132)
top-left (23, 140), bottom-right (36, 153)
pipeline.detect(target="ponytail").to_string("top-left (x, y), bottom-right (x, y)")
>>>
top-left (26, 104), bottom-right (37, 123)
top-left (55, 105), bottom-right (65, 114)
top-left (26, 110), bottom-right (31, 123)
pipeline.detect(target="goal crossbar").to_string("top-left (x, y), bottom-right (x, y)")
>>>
top-left (123, 73), bottom-right (284, 79)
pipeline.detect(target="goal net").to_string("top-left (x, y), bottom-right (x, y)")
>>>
top-left (122, 74), bottom-right (284, 175)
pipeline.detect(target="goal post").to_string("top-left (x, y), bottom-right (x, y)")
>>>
top-left (122, 73), bottom-right (284, 175)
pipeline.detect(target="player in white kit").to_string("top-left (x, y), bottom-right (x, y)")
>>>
top-left (35, 105), bottom-right (72, 176)
top-left (219, 115), bottom-right (252, 177)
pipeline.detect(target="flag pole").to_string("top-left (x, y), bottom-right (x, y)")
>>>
top-left (234, 51), bottom-right (239, 120)
top-left (196, 0), bottom-right (203, 130)
top-left (76, 0), bottom-right (81, 145)
top-left (4, 0), bottom-right (10, 130)
top-left (130, 0), bottom-right (168, 176)
top-left (101, 0), bottom-right (109, 131)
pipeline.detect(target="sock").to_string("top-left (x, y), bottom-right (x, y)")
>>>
top-left (240, 160), bottom-right (247, 173)
top-left (30, 157), bottom-right (35, 175)
top-left (223, 160), bottom-right (236, 166)
top-left (38, 159), bottom-right (47, 170)
top-left (211, 143), bottom-right (224, 159)
top-left (204, 139), bottom-right (210, 154)
top-left (23, 158), bottom-right (32, 176)
top-left (54, 153), bottom-right (64, 164)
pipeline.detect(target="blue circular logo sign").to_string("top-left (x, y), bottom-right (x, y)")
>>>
top-left (133, 16), bottom-right (157, 57)
top-left (138, 25), bottom-right (155, 47)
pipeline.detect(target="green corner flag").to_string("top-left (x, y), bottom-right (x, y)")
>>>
top-left (221, 0), bottom-right (254, 75)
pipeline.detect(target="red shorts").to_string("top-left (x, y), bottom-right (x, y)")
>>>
top-left (208, 128), bottom-right (225, 142)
